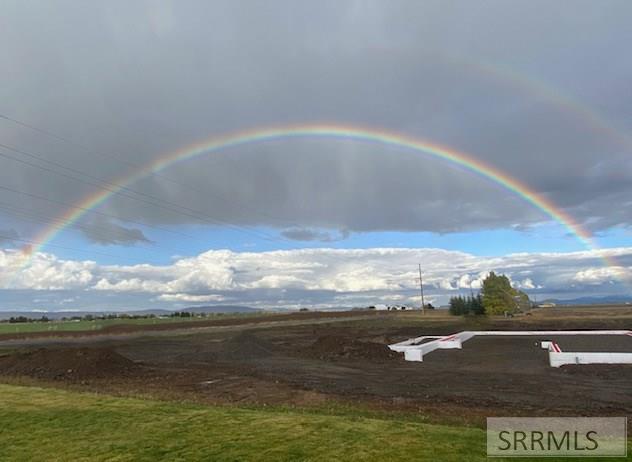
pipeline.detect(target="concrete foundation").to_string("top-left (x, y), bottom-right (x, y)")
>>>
top-left (390, 330), bottom-right (632, 366)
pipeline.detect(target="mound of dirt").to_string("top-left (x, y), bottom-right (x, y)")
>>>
top-left (306, 335), bottom-right (401, 361)
top-left (0, 347), bottom-right (140, 380)
top-left (218, 332), bottom-right (277, 361)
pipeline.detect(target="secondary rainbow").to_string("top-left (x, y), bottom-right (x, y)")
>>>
top-left (23, 123), bottom-right (607, 264)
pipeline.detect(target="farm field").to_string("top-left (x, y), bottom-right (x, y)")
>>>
top-left (0, 307), bottom-right (631, 460)
top-left (0, 312), bottom-right (270, 335)
top-left (0, 309), bottom-right (380, 340)
top-left (2, 305), bottom-right (631, 338)
top-left (0, 315), bottom-right (200, 335)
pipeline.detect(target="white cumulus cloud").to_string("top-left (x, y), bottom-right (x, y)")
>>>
top-left (1, 246), bottom-right (631, 309)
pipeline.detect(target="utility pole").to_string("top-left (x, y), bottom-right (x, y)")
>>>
top-left (418, 264), bottom-right (425, 314)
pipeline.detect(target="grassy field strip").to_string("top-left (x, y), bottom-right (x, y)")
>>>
top-left (0, 314), bottom-right (267, 335)
top-left (1, 384), bottom-right (628, 461)
top-left (0, 315), bottom-right (385, 349)
top-left (0, 311), bottom-right (456, 336)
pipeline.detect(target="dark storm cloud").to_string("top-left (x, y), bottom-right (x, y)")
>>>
top-left (81, 217), bottom-right (151, 246)
top-left (0, 229), bottom-right (19, 244)
top-left (281, 228), bottom-right (350, 242)
top-left (1, 0), bottom-right (631, 241)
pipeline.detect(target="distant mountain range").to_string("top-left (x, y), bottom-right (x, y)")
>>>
top-left (182, 305), bottom-right (260, 314)
top-left (0, 305), bottom-right (261, 320)
top-left (2, 297), bottom-right (631, 320)
top-left (540, 295), bottom-right (632, 306)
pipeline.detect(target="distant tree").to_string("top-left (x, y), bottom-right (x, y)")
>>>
top-left (170, 311), bottom-right (191, 317)
top-left (449, 296), bottom-right (466, 316)
top-left (469, 294), bottom-right (485, 315)
top-left (9, 316), bottom-right (29, 323)
top-left (481, 272), bottom-right (530, 315)
top-left (299, 308), bottom-right (309, 312)
top-left (449, 293), bottom-right (485, 316)
top-left (425, 303), bottom-right (435, 310)
top-left (514, 290), bottom-right (531, 311)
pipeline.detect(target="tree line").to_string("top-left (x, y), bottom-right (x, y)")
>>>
top-left (0, 311), bottom-right (220, 324)
top-left (449, 272), bottom-right (531, 316)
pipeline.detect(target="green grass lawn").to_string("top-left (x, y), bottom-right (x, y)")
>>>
top-left (0, 384), bottom-right (628, 462)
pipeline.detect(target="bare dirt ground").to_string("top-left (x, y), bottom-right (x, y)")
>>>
top-left (1, 307), bottom-right (631, 427)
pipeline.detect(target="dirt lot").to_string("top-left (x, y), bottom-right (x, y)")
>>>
top-left (1, 308), bottom-right (631, 426)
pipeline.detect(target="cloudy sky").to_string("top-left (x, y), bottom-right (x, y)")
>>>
top-left (1, 1), bottom-right (631, 311)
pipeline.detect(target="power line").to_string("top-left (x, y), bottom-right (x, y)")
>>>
top-left (0, 140), bottom-right (288, 230)
top-left (0, 184), bottom-right (360, 267)
top-left (418, 263), bottom-right (425, 314)
top-left (0, 184), bottom-right (193, 240)
top-left (0, 112), bottom-right (306, 230)
top-left (0, 146), bottom-right (286, 245)
top-left (0, 202), bottom-right (187, 260)
top-left (0, 185), bottom-right (359, 268)
top-left (0, 232), bottom-right (140, 261)
top-left (0, 114), bottom-right (362, 259)
top-left (0, 201), bottom-right (122, 238)
top-left (0, 143), bottom-right (291, 246)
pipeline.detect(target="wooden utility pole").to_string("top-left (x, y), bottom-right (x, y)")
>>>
top-left (418, 264), bottom-right (425, 314)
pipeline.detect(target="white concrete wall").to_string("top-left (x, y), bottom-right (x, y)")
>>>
top-left (390, 330), bottom-right (632, 364)
top-left (404, 349), bottom-right (424, 361)
top-left (389, 335), bottom-right (443, 350)
top-left (389, 333), bottom-right (464, 361)
top-left (549, 352), bottom-right (632, 368)
top-left (471, 330), bottom-right (631, 336)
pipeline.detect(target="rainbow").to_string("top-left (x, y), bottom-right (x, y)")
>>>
top-left (16, 123), bottom-right (618, 270)
top-left (368, 49), bottom-right (632, 152)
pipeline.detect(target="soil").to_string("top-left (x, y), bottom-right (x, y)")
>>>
top-left (0, 347), bottom-right (140, 380)
top-left (0, 309), bottom-right (631, 427)
top-left (304, 335), bottom-right (402, 361)
top-left (217, 331), bottom-right (277, 361)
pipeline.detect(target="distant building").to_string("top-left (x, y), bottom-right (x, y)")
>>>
top-left (538, 302), bottom-right (556, 308)
top-left (374, 304), bottom-right (414, 311)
